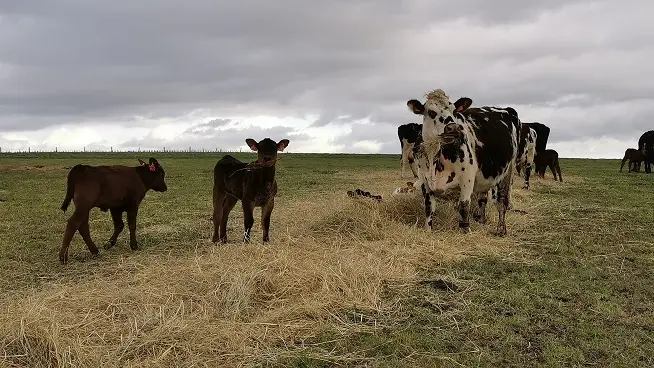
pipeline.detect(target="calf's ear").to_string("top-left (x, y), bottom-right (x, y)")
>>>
top-left (407, 99), bottom-right (425, 115)
top-left (138, 159), bottom-right (147, 166)
top-left (277, 139), bottom-right (290, 152)
top-left (454, 97), bottom-right (472, 112)
top-left (245, 138), bottom-right (258, 151)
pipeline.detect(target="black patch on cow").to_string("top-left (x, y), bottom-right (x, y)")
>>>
top-left (461, 167), bottom-right (465, 171)
top-left (397, 123), bottom-right (422, 145)
top-left (446, 172), bottom-right (456, 183)
top-left (443, 116), bottom-right (454, 124)
top-left (524, 122), bottom-right (551, 153)
top-left (434, 159), bottom-right (444, 173)
top-left (428, 110), bottom-right (437, 119)
top-left (438, 116), bottom-right (444, 123)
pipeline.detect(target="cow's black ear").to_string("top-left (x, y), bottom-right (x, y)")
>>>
top-left (407, 99), bottom-right (425, 115)
top-left (277, 139), bottom-right (290, 151)
top-left (246, 138), bottom-right (258, 151)
top-left (149, 158), bottom-right (158, 165)
top-left (454, 97), bottom-right (472, 112)
top-left (138, 159), bottom-right (147, 166)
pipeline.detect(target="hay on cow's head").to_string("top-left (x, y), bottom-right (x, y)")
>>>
top-left (424, 89), bottom-right (451, 107)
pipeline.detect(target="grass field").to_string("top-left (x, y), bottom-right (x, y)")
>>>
top-left (0, 152), bottom-right (653, 367)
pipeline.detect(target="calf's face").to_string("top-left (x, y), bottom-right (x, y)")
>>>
top-left (139, 158), bottom-right (168, 192)
top-left (246, 138), bottom-right (290, 165)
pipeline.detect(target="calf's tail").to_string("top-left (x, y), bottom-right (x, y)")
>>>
top-left (61, 165), bottom-right (82, 212)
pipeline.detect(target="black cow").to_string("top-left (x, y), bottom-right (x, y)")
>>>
top-left (59, 158), bottom-right (168, 264)
top-left (397, 123), bottom-right (422, 178)
top-left (523, 122), bottom-right (550, 153)
top-left (534, 149), bottom-right (563, 181)
top-left (406, 90), bottom-right (520, 236)
top-left (211, 138), bottom-right (289, 244)
top-left (620, 148), bottom-right (646, 173)
top-left (638, 130), bottom-right (654, 173)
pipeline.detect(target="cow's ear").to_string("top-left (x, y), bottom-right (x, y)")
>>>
top-left (277, 139), bottom-right (290, 152)
top-left (148, 158), bottom-right (159, 166)
top-left (245, 138), bottom-right (258, 151)
top-left (407, 99), bottom-right (425, 115)
top-left (138, 159), bottom-right (147, 166)
top-left (454, 97), bottom-right (472, 112)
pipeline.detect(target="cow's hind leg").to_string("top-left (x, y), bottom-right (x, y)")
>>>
top-left (620, 156), bottom-right (628, 172)
top-left (105, 208), bottom-right (124, 249)
top-left (219, 196), bottom-right (238, 243)
top-left (212, 190), bottom-right (225, 243)
top-left (78, 215), bottom-right (99, 257)
top-left (494, 177), bottom-right (511, 237)
top-left (555, 161), bottom-right (563, 182)
top-left (60, 208), bottom-right (88, 264)
top-left (473, 190), bottom-right (488, 224)
top-left (421, 184), bottom-right (438, 230)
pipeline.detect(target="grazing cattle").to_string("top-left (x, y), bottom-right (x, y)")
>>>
top-left (523, 122), bottom-right (550, 153)
top-left (638, 130), bottom-right (654, 173)
top-left (620, 148), bottom-right (646, 173)
top-left (59, 158), bottom-right (168, 264)
top-left (406, 90), bottom-right (521, 236)
top-left (397, 123), bottom-right (422, 178)
top-left (211, 138), bottom-right (289, 244)
top-left (515, 126), bottom-right (538, 189)
top-left (534, 149), bottom-right (563, 181)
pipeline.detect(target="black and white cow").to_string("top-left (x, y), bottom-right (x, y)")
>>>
top-left (406, 89), bottom-right (521, 236)
top-left (638, 130), bottom-right (654, 174)
top-left (515, 125), bottom-right (538, 189)
top-left (397, 123), bottom-right (422, 178)
top-left (522, 122), bottom-right (550, 153)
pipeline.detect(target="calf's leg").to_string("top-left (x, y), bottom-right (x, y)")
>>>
top-left (242, 200), bottom-right (255, 243)
top-left (261, 198), bottom-right (275, 242)
top-left (219, 197), bottom-right (238, 243)
top-left (555, 161), bottom-right (563, 182)
top-left (105, 208), bottom-right (124, 249)
top-left (212, 190), bottom-right (225, 243)
top-left (456, 176), bottom-right (476, 234)
top-left (126, 206), bottom-right (140, 250)
top-left (78, 215), bottom-right (99, 257)
top-left (620, 156), bottom-right (628, 172)
top-left (60, 208), bottom-right (88, 264)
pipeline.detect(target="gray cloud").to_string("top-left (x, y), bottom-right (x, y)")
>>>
top-left (0, 0), bottom-right (653, 155)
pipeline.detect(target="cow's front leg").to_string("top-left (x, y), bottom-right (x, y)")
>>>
top-left (242, 200), bottom-right (255, 243)
top-left (421, 184), bottom-right (434, 229)
top-left (473, 190), bottom-right (488, 224)
top-left (457, 176), bottom-right (475, 234)
top-left (126, 206), bottom-right (139, 250)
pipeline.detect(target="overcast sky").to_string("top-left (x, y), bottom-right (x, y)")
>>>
top-left (1, 0), bottom-right (653, 157)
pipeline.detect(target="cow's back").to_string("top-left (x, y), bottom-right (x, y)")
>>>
top-left (464, 107), bottom-right (519, 181)
top-left (70, 165), bottom-right (145, 209)
top-left (214, 155), bottom-right (249, 198)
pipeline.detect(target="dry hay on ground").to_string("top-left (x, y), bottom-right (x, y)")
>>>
top-left (0, 171), bottom-right (548, 367)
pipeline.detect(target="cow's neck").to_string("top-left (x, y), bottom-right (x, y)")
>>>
top-left (135, 167), bottom-right (153, 191)
top-left (250, 165), bottom-right (276, 184)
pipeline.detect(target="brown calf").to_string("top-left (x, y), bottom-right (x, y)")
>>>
top-left (534, 149), bottom-right (563, 182)
top-left (211, 138), bottom-right (289, 244)
top-left (59, 158), bottom-right (168, 264)
top-left (620, 148), bottom-right (646, 173)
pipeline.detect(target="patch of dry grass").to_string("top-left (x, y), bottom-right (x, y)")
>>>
top-left (0, 165), bottom-right (542, 367)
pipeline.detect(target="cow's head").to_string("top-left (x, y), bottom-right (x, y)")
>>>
top-left (407, 89), bottom-right (472, 137)
top-left (138, 158), bottom-right (167, 192)
top-left (246, 138), bottom-right (290, 167)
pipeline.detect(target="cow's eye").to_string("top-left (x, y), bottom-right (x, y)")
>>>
top-left (427, 110), bottom-right (437, 119)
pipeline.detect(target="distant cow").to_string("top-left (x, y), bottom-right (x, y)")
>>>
top-left (523, 122), bottom-right (550, 153)
top-left (406, 90), bottom-right (520, 236)
top-left (398, 123), bottom-right (422, 178)
top-left (59, 158), bottom-right (168, 264)
top-left (212, 138), bottom-right (289, 244)
top-left (534, 149), bottom-right (563, 181)
top-left (515, 126), bottom-right (538, 189)
top-left (620, 148), bottom-right (646, 173)
top-left (638, 130), bottom-right (654, 173)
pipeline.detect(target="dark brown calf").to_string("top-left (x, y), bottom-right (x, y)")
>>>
top-left (534, 149), bottom-right (563, 182)
top-left (620, 148), bottom-right (646, 173)
top-left (212, 138), bottom-right (289, 244)
top-left (59, 158), bottom-right (167, 264)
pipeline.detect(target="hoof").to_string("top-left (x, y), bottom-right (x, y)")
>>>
top-left (459, 225), bottom-right (471, 234)
top-left (104, 240), bottom-right (116, 250)
top-left (130, 242), bottom-right (139, 251)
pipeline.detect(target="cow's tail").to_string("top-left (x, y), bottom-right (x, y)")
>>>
top-left (61, 165), bottom-right (82, 212)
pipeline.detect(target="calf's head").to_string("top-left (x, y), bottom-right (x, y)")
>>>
top-left (137, 158), bottom-right (168, 192)
top-left (246, 138), bottom-right (290, 167)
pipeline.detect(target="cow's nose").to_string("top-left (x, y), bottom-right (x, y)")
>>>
top-left (444, 124), bottom-right (457, 135)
